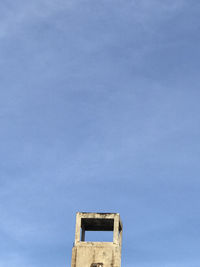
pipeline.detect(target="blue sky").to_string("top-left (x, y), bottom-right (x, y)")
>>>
top-left (1, 0), bottom-right (200, 266)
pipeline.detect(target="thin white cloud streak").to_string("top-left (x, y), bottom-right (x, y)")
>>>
top-left (0, 0), bottom-right (74, 38)
top-left (0, 0), bottom-right (187, 39)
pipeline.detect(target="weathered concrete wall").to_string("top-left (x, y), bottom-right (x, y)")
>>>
top-left (71, 242), bottom-right (121, 267)
top-left (71, 213), bottom-right (122, 267)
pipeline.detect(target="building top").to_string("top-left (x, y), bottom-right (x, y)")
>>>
top-left (71, 212), bottom-right (123, 267)
top-left (76, 212), bottom-right (122, 231)
top-left (74, 212), bottom-right (122, 245)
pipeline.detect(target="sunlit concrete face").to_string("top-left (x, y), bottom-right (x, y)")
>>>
top-left (71, 212), bottom-right (123, 267)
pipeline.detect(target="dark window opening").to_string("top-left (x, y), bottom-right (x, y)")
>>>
top-left (81, 218), bottom-right (114, 242)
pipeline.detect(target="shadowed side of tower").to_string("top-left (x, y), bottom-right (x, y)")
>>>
top-left (71, 212), bottom-right (123, 267)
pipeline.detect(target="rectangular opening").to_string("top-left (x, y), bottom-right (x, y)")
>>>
top-left (84, 230), bottom-right (113, 242)
top-left (81, 218), bottom-right (114, 231)
top-left (81, 218), bottom-right (114, 242)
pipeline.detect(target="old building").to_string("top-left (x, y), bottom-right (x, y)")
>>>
top-left (71, 212), bottom-right (123, 267)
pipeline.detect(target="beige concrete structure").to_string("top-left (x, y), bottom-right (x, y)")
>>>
top-left (71, 212), bottom-right (123, 267)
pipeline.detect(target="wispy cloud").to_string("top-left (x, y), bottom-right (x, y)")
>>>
top-left (1, 0), bottom-right (200, 266)
top-left (0, 0), bottom-right (187, 39)
top-left (0, 0), bottom-right (75, 38)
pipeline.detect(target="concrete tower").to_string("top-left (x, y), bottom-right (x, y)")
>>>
top-left (71, 212), bottom-right (123, 267)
